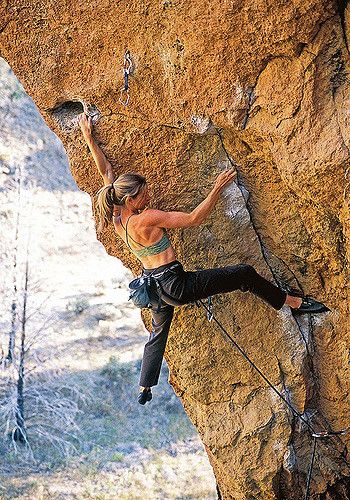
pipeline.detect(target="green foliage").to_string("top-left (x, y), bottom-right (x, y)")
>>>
top-left (100, 355), bottom-right (136, 385)
top-left (66, 296), bottom-right (90, 315)
top-left (10, 89), bottom-right (25, 101)
top-left (110, 451), bottom-right (124, 462)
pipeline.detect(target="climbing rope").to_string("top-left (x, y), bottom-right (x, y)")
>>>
top-left (119, 50), bottom-right (132, 106)
top-left (304, 429), bottom-right (349, 500)
top-left (197, 298), bottom-right (349, 499)
top-left (304, 435), bottom-right (317, 500)
top-left (198, 299), bottom-right (315, 431)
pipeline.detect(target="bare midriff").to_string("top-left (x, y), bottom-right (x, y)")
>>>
top-left (113, 214), bottom-right (177, 269)
top-left (137, 246), bottom-right (177, 270)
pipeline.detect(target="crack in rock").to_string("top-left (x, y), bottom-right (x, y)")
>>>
top-left (215, 127), bottom-right (289, 289)
top-left (242, 87), bottom-right (256, 130)
top-left (336, 0), bottom-right (350, 50)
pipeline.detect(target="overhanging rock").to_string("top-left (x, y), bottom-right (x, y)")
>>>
top-left (1, 1), bottom-right (349, 497)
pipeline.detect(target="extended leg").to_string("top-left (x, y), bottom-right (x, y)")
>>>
top-left (189, 264), bottom-right (328, 313)
top-left (139, 302), bottom-right (174, 389)
top-left (191, 264), bottom-right (286, 310)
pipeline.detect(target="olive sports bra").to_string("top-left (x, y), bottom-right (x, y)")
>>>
top-left (119, 215), bottom-right (171, 258)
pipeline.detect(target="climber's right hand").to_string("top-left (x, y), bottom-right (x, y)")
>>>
top-left (213, 169), bottom-right (237, 193)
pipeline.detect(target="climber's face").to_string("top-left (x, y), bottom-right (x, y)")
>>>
top-left (132, 184), bottom-right (150, 210)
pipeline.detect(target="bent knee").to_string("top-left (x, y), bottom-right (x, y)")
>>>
top-left (236, 264), bottom-right (257, 291)
top-left (236, 264), bottom-right (257, 278)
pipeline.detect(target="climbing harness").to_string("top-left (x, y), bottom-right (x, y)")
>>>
top-left (128, 263), bottom-right (184, 312)
top-left (128, 272), bottom-right (165, 313)
top-left (197, 298), bottom-right (349, 500)
top-left (119, 50), bottom-right (132, 106)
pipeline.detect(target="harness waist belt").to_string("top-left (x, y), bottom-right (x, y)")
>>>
top-left (151, 263), bottom-right (181, 279)
top-left (143, 262), bottom-right (181, 279)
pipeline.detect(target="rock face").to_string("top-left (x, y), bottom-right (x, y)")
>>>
top-left (1, 1), bottom-right (349, 497)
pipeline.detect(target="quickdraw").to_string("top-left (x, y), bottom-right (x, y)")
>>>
top-left (119, 50), bottom-right (132, 106)
top-left (207, 296), bottom-right (213, 322)
top-left (304, 429), bottom-right (349, 500)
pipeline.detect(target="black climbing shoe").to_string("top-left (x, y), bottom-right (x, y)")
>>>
top-left (293, 297), bottom-right (330, 315)
top-left (138, 388), bottom-right (152, 405)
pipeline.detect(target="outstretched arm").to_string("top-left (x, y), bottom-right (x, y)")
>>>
top-left (78, 113), bottom-right (114, 186)
top-left (142, 169), bottom-right (237, 229)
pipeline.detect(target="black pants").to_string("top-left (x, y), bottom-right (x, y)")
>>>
top-left (139, 261), bottom-right (286, 388)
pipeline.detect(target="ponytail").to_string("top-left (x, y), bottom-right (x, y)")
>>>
top-left (95, 172), bottom-right (146, 232)
top-left (96, 184), bottom-right (118, 232)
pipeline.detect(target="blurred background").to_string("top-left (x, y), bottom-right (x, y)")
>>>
top-left (0, 58), bottom-right (216, 499)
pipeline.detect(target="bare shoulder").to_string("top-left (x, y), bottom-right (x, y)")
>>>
top-left (139, 209), bottom-right (165, 225)
top-left (139, 208), bottom-right (194, 229)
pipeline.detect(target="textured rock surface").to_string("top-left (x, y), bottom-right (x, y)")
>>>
top-left (1, 1), bottom-right (349, 498)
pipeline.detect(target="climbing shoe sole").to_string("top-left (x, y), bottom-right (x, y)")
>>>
top-left (293, 297), bottom-right (330, 315)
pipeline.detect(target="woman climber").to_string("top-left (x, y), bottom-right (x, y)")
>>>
top-left (78, 113), bottom-right (329, 405)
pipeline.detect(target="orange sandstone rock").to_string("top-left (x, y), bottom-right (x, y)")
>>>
top-left (1, 1), bottom-right (349, 497)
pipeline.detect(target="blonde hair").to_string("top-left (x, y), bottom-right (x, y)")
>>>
top-left (96, 172), bottom-right (146, 231)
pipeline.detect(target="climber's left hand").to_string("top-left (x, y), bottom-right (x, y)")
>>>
top-left (78, 113), bottom-right (93, 138)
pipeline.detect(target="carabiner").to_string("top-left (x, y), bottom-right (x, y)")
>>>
top-left (119, 50), bottom-right (132, 106)
top-left (119, 88), bottom-right (130, 106)
top-left (207, 296), bottom-right (213, 322)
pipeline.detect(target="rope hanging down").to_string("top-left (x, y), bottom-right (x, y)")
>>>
top-left (119, 50), bottom-right (132, 106)
top-left (304, 429), bottom-right (348, 500)
top-left (197, 299), bottom-right (349, 500)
